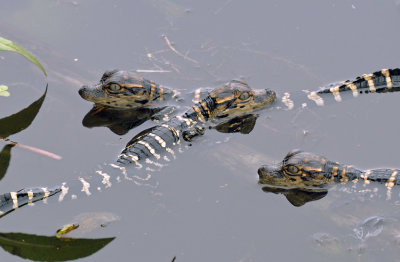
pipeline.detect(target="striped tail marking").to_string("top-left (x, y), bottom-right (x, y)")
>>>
top-left (0, 187), bottom-right (61, 217)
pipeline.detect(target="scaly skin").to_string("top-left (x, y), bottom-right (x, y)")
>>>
top-left (79, 70), bottom-right (174, 108)
top-left (258, 150), bottom-right (400, 205)
top-left (277, 68), bottom-right (400, 110)
top-left (3, 68), bottom-right (400, 215)
top-left (258, 150), bottom-right (400, 189)
top-left (79, 68), bottom-right (400, 112)
top-left (0, 80), bottom-right (276, 218)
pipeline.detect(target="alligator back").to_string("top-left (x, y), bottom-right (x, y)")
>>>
top-left (259, 150), bottom-right (400, 206)
top-left (0, 80), bottom-right (276, 218)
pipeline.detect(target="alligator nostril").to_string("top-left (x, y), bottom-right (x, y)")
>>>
top-left (258, 167), bottom-right (266, 178)
top-left (78, 86), bottom-right (87, 96)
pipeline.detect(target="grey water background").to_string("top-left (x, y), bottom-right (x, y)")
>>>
top-left (2, 0), bottom-right (400, 261)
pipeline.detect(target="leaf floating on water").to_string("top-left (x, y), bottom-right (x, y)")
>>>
top-left (0, 37), bottom-right (47, 76)
top-left (0, 232), bottom-right (114, 261)
top-left (57, 224), bottom-right (80, 237)
top-left (0, 85), bottom-right (10, 97)
top-left (57, 212), bottom-right (120, 238)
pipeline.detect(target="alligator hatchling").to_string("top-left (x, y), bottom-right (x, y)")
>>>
top-left (1, 68), bottom-right (400, 217)
top-left (259, 150), bottom-right (400, 206)
top-left (0, 79), bottom-right (275, 217)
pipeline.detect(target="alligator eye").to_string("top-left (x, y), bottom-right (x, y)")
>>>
top-left (239, 92), bottom-right (250, 100)
top-left (286, 165), bottom-right (299, 175)
top-left (108, 83), bottom-right (121, 92)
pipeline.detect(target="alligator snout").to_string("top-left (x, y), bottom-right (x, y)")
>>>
top-left (78, 86), bottom-right (88, 97)
top-left (258, 164), bottom-right (283, 184)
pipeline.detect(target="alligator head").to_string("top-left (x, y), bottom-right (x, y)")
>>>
top-left (258, 150), bottom-right (334, 190)
top-left (79, 70), bottom-right (171, 109)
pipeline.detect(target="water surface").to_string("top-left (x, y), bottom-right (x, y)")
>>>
top-left (1, 1), bottom-right (400, 261)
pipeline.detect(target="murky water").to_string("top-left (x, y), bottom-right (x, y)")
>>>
top-left (2, 0), bottom-right (400, 261)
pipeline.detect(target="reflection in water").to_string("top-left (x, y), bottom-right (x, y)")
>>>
top-left (312, 214), bottom-right (400, 258)
top-left (261, 186), bottom-right (328, 207)
top-left (0, 85), bottom-right (47, 181)
top-left (0, 81), bottom-right (272, 219)
top-left (260, 152), bottom-right (400, 258)
top-left (259, 150), bottom-right (400, 206)
top-left (82, 105), bottom-right (164, 135)
top-left (0, 85), bottom-right (47, 138)
top-left (213, 114), bottom-right (258, 134)
top-left (0, 144), bottom-right (14, 181)
top-left (82, 106), bottom-right (259, 136)
top-left (0, 232), bottom-right (114, 261)
top-left (0, 212), bottom-right (118, 261)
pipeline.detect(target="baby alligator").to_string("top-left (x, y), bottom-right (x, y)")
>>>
top-left (79, 68), bottom-right (400, 113)
top-left (0, 80), bottom-right (275, 217)
top-left (1, 68), bottom-right (400, 216)
top-left (77, 68), bottom-right (400, 136)
top-left (258, 150), bottom-right (400, 206)
top-left (78, 70), bottom-right (215, 134)
top-left (79, 69), bottom-right (174, 109)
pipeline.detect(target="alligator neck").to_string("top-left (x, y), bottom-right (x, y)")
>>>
top-left (184, 96), bottom-right (216, 123)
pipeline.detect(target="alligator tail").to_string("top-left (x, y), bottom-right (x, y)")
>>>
top-left (358, 168), bottom-right (400, 186)
top-left (342, 168), bottom-right (400, 200)
top-left (280, 68), bottom-right (400, 109)
top-left (316, 68), bottom-right (400, 100)
top-left (0, 186), bottom-right (61, 218)
top-left (0, 118), bottom-right (191, 218)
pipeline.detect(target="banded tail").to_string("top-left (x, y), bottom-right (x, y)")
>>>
top-left (0, 80), bottom-right (275, 218)
top-left (279, 68), bottom-right (400, 110)
top-left (0, 116), bottom-right (194, 218)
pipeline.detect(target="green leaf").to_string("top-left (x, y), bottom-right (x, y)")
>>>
top-left (0, 232), bottom-right (115, 261)
top-left (0, 37), bottom-right (47, 76)
top-left (0, 144), bottom-right (15, 181)
top-left (0, 85), bottom-right (10, 97)
top-left (0, 85), bottom-right (47, 138)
